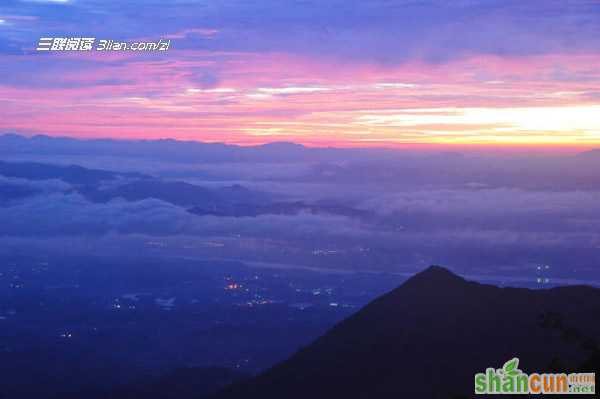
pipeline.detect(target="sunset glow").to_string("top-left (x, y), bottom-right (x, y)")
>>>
top-left (2, 1), bottom-right (600, 149)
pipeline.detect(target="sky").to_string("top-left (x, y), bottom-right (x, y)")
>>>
top-left (1, 0), bottom-right (600, 148)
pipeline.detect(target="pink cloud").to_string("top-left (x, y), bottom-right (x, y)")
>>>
top-left (2, 50), bottom-right (600, 149)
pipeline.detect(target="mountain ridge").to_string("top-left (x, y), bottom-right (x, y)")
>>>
top-left (213, 266), bottom-right (600, 398)
top-left (0, 133), bottom-right (399, 163)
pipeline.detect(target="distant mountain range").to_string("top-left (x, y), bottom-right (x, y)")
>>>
top-left (4, 133), bottom-right (600, 192)
top-left (0, 159), bottom-right (147, 185)
top-left (0, 133), bottom-right (397, 163)
top-left (0, 159), bottom-right (369, 218)
top-left (211, 266), bottom-right (600, 398)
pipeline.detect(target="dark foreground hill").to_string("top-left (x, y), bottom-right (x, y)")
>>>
top-left (213, 266), bottom-right (600, 399)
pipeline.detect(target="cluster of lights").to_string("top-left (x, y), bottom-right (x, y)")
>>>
top-left (536, 265), bottom-right (551, 284)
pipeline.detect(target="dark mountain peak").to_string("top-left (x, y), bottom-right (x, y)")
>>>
top-left (419, 264), bottom-right (459, 277)
top-left (400, 265), bottom-right (469, 290)
top-left (353, 265), bottom-right (477, 323)
top-left (215, 268), bottom-right (600, 399)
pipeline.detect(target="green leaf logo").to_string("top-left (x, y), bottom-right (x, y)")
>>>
top-left (503, 358), bottom-right (520, 377)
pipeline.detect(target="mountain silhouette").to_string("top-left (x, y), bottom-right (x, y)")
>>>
top-left (577, 149), bottom-right (600, 159)
top-left (0, 160), bottom-right (128, 185)
top-left (213, 266), bottom-right (600, 399)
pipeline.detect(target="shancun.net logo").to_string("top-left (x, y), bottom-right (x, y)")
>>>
top-left (475, 358), bottom-right (595, 395)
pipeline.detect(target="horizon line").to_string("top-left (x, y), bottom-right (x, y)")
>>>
top-left (2, 131), bottom-right (599, 154)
